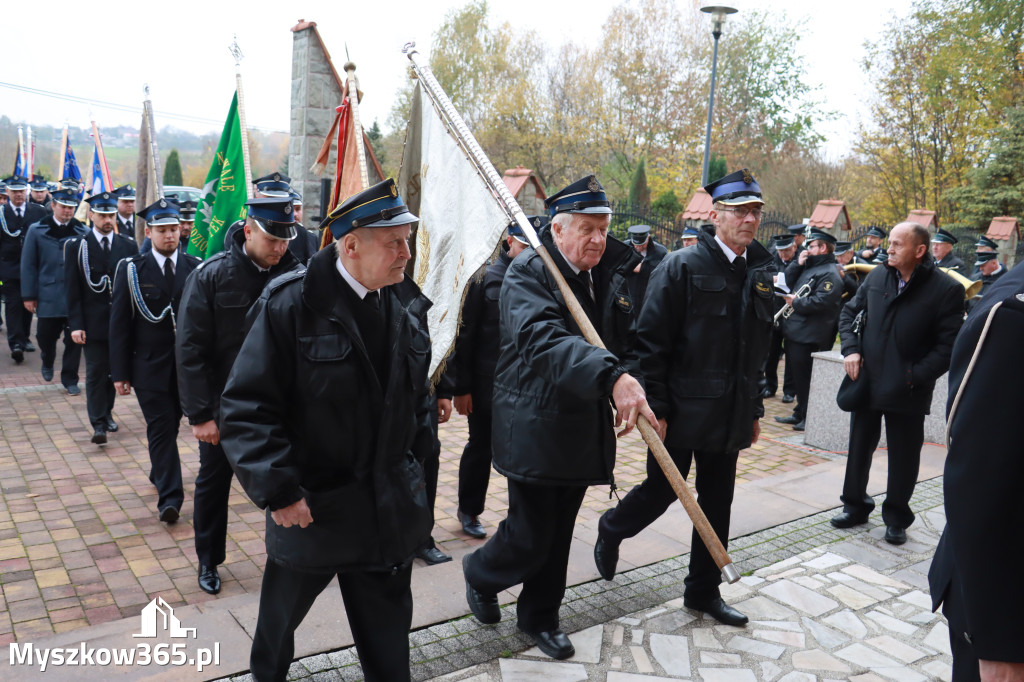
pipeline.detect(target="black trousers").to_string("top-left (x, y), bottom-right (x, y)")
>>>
top-left (250, 560), bottom-right (413, 682)
top-left (840, 409), bottom-right (925, 529)
top-left (134, 388), bottom-right (184, 513)
top-left (36, 316), bottom-right (82, 386)
top-left (464, 480), bottom-right (587, 632)
top-left (83, 341), bottom-right (115, 429)
top-left (194, 441), bottom-right (234, 566)
top-left (600, 447), bottom-right (740, 602)
top-left (763, 327), bottom-right (794, 396)
top-left (2, 281), bottom-right (32, 349)
top-left (458, 409), bottom-right (493, 516)
top-left (785, 339), bottom-right (816, 421)
top-left (420, 399), bottom-right (442, 551)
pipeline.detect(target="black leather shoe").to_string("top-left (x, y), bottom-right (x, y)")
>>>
top-left (104, 418), bottom-right (118, 433)
top-left (830, 512), bottom-right (869, 529)
top-left (781, 393), bottom-right (795, 404)
top-left (66, 384), bottom-right (81, 396)
top-left (760, 388), bottom-right (776, 399)
top-left (198, 565), bottom-right (221, 594)
top-left (91, 428), bottom-right (107, 445)
top-left (458, 510), bottom-right (487, 539)
top-left (793, 420), bottom-right (805, 431)
top-left (519, 626), bottom-right (575, 660)
top-left (10, 346), bottom-right (23, 364)
top-left (41, 366), bottom-right (54, 382)
top-left (884, 526), bottom-right (907, 545)
top-left (594, 535), bottom-right (619, 581)
top-left (159, 506), bottom-right (179, 524)
top-left (417, 545), bottom-right (452, 565)
top-left (774, 415), bottom-right (800, 425)
top-left (463, 554), bottom-right (500, 624)
top-left (24, 342), bottom-right (35, 352)
top-left (683, 597), bottom-right (749, 626)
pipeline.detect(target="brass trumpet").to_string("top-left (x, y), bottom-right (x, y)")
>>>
top-left (842, 263), bottom-right (981, 300)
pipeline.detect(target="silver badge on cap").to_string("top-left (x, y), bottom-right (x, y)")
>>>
top-left (285, 205), bottom-right (292, 215)
top-left (159, 199), bottom-right (167, 208)
top-left (103, 193), bottom-right (109, 199)
top-left (587, 177), bottom-right (601, 193)
top-left (273, 173), bottom-right (280, 181)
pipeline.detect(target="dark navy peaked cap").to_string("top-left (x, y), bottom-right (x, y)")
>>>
top-left (545, 175), bottom-right (611, 218)
top-left (320, 178), bottom-right (418, 239)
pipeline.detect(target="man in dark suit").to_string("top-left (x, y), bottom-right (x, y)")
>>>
top-left (595, 169), bottom-right (776, 627)
top-left (929, 262), bottom-right (1024, 682)
top-left (65, 192), bottom-right (139, 444)
top-left (856, 226), bottom-right (887, 264)
top-left (29, 175), bottom-right (52, 212)
top-left (969, 251), bottom-right (1007, 312)
top-left (112, 185), bottom-right (137, 241)
top-left (176, 197), bottom-right (301, 595)
top-left (219, 179), bottom-right (434, 682)
top-left (833, 222), bottom-right (963, 545)
top-left (626, 224), bottom-right (668, 305)
top-left (463, 176), bottom-right (655, 660)
top-left (21, 185), bottom-right (87, 392)
top-left (1, 175), bottom-right (45, 362)
top-left (763, 234), bottom-right (798, 400)
top-left (931, 228), bottom-right (968, 277)
top-left (110, 199), bottom-right (200, 523)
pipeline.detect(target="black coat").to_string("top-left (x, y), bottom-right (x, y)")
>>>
top-left (490, 227), bottom-right (641, 486)
top-left (116, 215), bottom-right (136, 241)
top-left (219, 247), bottom-right (434, 573)
top-left (64, 231), bottom-right (139, 339)
top-left (935, 252), bottom-right (968, 278)
top-left (838, 257), bottom-right (963, 414)
top-left (628, 239), bottom-right (668, 306)
top-left (636, 226), bottom-right (776, 453)
top-left (447, 249), bottom-right (512, 412)
top-left (929, 261), bottom-right (1024, 662)
top-left (175, 228), bottom-right (302, 426)
top-left (782, 254), bottom-right (844, 348)
top-left (0, 202), bottom-right (48, 282)
top-left (968, 264), bottom-right (1007, 312)
top-left (109, 250), bottom-right (201, 392)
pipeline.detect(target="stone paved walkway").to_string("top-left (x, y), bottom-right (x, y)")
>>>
top-left (0, 346), bottom-right (828, 645)
top-left (234, 478), bottom-right (950, 682)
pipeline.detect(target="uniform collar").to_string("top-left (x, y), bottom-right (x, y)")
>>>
top-left (152, 248), bottom-right (179, 271)
top-left (336, 256), bottom-right (373, 299)
top-left (714, 233), bottom-right (747, 262)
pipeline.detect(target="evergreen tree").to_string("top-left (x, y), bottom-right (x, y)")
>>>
top-left (651, 190), bottom-right (682, 216)
top-left (164, 149), bottom-right (183, 186)
top-left (628, 158), bottom-right (650, 207)
top-left (945, 107), bottom-right (1024, 229)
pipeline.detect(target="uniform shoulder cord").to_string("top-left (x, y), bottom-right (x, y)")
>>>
top-left (945, 301), bottom-right (1003, 447)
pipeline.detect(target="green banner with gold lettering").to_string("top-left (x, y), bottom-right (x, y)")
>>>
top-left (189, 92), bottom-right (247, 258)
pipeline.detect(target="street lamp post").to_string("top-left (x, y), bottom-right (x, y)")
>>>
top-left (700, 5), bottom-right (737, 186)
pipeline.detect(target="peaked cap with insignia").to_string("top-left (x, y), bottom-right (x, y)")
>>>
top-left (319, 178), bottom-right (418, 239)
top-left (544, 175), bottom-right (612, 218)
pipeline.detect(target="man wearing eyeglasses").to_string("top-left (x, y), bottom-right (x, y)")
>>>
top-left (594, 169), bottom-right (776, 627)
top-left (774, 230), bottom-right (844, 431)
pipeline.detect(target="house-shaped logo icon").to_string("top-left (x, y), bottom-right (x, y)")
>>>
top-left (133, 597), bottom-right (197, 639)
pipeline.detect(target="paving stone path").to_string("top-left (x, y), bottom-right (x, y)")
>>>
top-left (218, 478), bottom-right (951, 682)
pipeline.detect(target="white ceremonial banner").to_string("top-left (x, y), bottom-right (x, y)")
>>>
top-left (398, 82), bottom-right (510, 381)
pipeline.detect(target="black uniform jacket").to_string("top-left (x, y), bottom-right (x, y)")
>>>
top-left (491, 227), bottom-right (641, 487)
top-left (929, 262), bottom-right (1024, 662)
top-left (838, 257), bottom-right (963, 415)
top-left (968, 265), bottom-right (1007, 312)
top-left (935, 252), bottom-right (968, 278)
top-left (109, 250), bottom-right (201, 391)
top-left (637, 226), bottom-right (775, 454)
top-left (218, 247), bottom-right (434, 573)
top-left (1, 203), bottom-right (48, 282)
top-left (628, 239), bottom-right (668, 306)
top-left (176, 228), bottom-right (302, 426)
top-left (116, 215), bottom-right (136, 241)
top-left (447, 248), bottom-right (513, 412)
top-left (64, 231), bottom-right (139, 339)
top-left (782, 253), bottom-right (844, 348)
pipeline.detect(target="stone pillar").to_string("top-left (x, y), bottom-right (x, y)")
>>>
top-left (289, 20), bottom-right (344, 228)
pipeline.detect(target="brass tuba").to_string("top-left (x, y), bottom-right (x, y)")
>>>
top-left (842, 263), bottom-right (982, 300)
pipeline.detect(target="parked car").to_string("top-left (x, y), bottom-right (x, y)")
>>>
top-left (163, 185), bottom-right (203, 205)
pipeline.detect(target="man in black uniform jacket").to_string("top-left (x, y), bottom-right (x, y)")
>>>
top-left (176, 197), bottom-right (301, 595)
top-left (219, 179), bottom-right (433, 682)
top-left (462, 176), bottom-right (656, 660)
top-left (931, 228), bottom-right (968, 277)
top-left (929, 261), bottom-right (1024, 682)
top-left (774, 229), bottom-right (844, 431)
top-left (110, 199), bottom-right (200, 523)
top-left (595, 169), bottom-right (776, 627)
top-left (626, 224), bottom-right (668, 305)
top-left (1, 175), bottom-right (45, 362)
top-left (832, 222), bottom-right (963, 544)
top-left (856, 226), bottom-right (887, 263)
top-left (112, 185), bottom-right (137, 241)
top-left (29, 175), bottom-right (52, 212)
top-left (65, 192), bottom-right (139, 444)
top-left (968, 251), bottom-right (1007, 312)
top-left (448, 217), bottom-right (537, 539)
top-left (763, 234), bottom-right (798, 400)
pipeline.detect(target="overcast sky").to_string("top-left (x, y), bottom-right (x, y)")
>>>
top-left (3, 0), bottom-right (912, 158)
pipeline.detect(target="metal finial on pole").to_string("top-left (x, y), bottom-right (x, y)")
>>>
top-left (229, 35), bottom-right (254, 199)
top-left (343, 59), bottom-right (369, 190)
